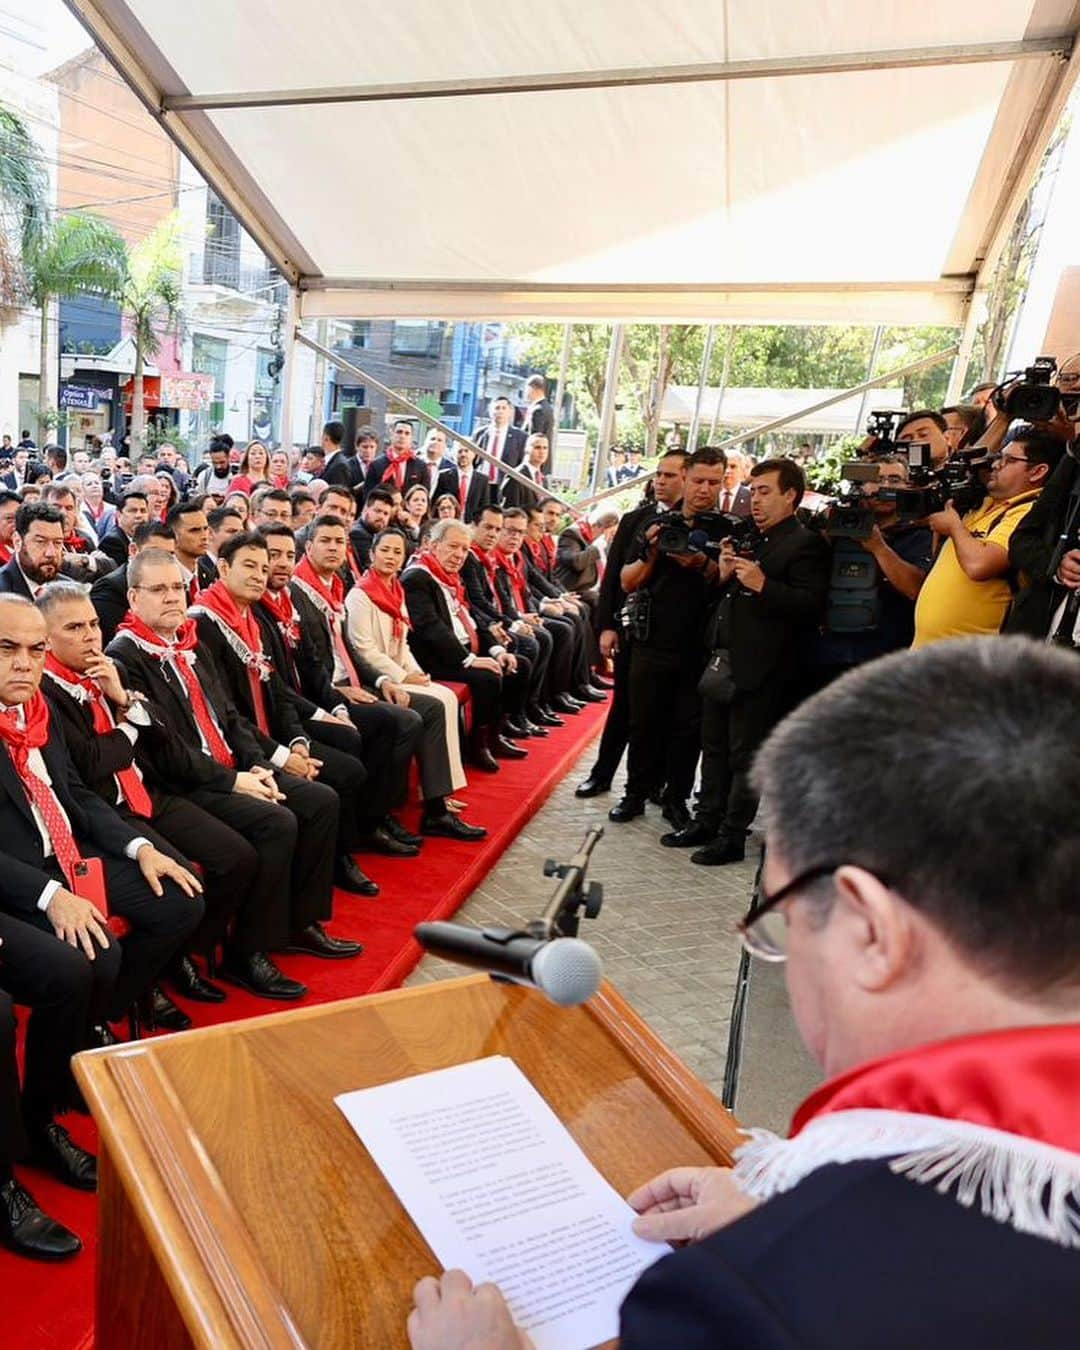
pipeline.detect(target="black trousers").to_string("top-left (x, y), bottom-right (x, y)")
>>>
top-left (0, 911), bottom-right (121, 1136)
top-left (337, 700), bottom-right (423, 820)
top-left (587, 638), bottom-right (631, 784)
top-left (427, 660), bottom-right (528, 730)
top-left (512, 629), bottom-right (548, 709)
top-left (404, 689), bottom-right (455, 801)
top-left (541, 615), bottom-right (576, 695)
top-left (563, 605), bottom-right (594, 687)
top-left (303, 727), bottom-right (368, 853)
top-left (696, 677), bottom-right (795, 837)
top-left (271, 773), bottom-right (338, 941)
top-left (625, 646), bottom-right (703, 805)
top-left (117, 794), bottom-right (257, 954)
top-left (27, 853), bottom-right (201, 1020)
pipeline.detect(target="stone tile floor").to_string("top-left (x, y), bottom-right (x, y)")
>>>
top-left (407, 733), bottom-right (820, 1135)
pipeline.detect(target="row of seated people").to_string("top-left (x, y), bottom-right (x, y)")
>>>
top-left (0, 499), bottom-right (610, 1261)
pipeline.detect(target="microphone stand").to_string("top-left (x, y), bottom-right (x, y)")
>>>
top-left (527, 826), bottom-right (605, 940)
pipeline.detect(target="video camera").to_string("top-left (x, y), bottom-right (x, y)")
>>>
top-left (893, 443), bottom-right (988, 519)
top-left (863, 408), bottom-right (910, 455)
top-left (656, 509), bottom-right (749, 558)
top-left (997, 357), bottom-right (1079, 423)
top-left (809, 463), bottom-right (881, 540)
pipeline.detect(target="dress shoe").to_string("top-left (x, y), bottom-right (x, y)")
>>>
top-left (660, 821), bottom-right (717, 848)
top-left (661, 799), bottom-right (692, 833)
top-left (691, 837), bottom-right (747, 866)
top-left (530, 707), bottom-right (564, 729)
top-left (551, 694), bottom-right (582, 715)
top-left (466, 744), bottom-right (500, 773)
top-left (503, 717), bottom-right (531, 739)
top-left (334, 855), bottom-right (380, 897)
top-left (421, 811), bottom-right (488, 841)
top-left (169, 955), bottom-right (226, 1004)
top-left (27, 1122), bottom-right (97, 1192)
top-left (590, 673), bottom-right (614, 689)
top-left (283, 922), bottom-right (363, 959)
top-left (221, 951), bottom-right (307, 1001)
top-left (522, 719), bottom-right (548, 738)
top-left (363, 824), bottom-right (420, 858)
top-left (573, 685), bottom-right (608, 703)
top-left (0, 1178), bottom-right (81, 1261)
top-left (491, 735), bottom-right (528, 760)
top-left (608, 795), bottom-right (646, 823)
top-left (382, 815), bottom-right (423, 847)
top-left (574, 775), bottom-right (612, 799)
top-left (142, 986), bottom-right (192, 1033)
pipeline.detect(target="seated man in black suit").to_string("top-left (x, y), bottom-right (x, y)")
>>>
top-left (349, 487), bottom-right (394, 573)
top-left (408, 638), bottom-right (1080, 1350)
top-left (0, 594), bottom-right (202, 1037)
top-left (0, 501), bottom-right (67, 599)
top-left (39, 581), bottom-right (259, 1015)
top-left (97, 489), bottom-right (150, 570)
top-left (402, 520), bottom-right (530, 772)
top-left (90, 519), bottom-right (175, 645)
top-left (108, 551), bottom-right (345, 998)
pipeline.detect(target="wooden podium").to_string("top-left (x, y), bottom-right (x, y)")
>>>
top-left (75, 975), bottom-right (743, 1349)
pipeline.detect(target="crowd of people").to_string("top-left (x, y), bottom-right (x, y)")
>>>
top-left (2, 349), bottom-right (1079, 1301)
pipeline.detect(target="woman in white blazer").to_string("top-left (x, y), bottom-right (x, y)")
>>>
top-left (345, 528), bottom-right (486, 841)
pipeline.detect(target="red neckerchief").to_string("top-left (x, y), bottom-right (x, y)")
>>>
top-left (521, 538), bottom-right (547, 577)
top-left (578, 519), bottom-right (595, 544)
top-left (0, 542), bottom-right (11, 565)
top-left (494, 546), bottom-right (529, 612)
top-left (293, 556), bottom-right (362, 683)
top-left (0, 692), bottom-right (84, 884)
top-left (191, 580), bottom-right (271, 735)
top-left (345, 545), bottom-right (364, 588)
top-left (540, 533), bottom-right (557, 571)
top-left (295, 554), bottom-right (344, 612)
top-left (470, 542), bottom-right (500, 591)
top-left (259, 586), bottom-right (299, 650)
top-left (43, 655), bottom-right (152, 817)
top-left (411, 551), bottom-right (479, 653)
top-left (792, 1024), bottom-right (1080, 1152)
top-left (357, 568), bottom-right (410, 640)
top-left (114, 614), bottom-right (235, 767)
top-left (64, 532), bottom-right (89, 554)
top-left (381, 446), bottom-right (417, 490)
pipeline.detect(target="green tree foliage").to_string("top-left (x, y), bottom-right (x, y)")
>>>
top-left (118, 213), bottom-right (183, 453)
top-left (0, 103), bottom-right (48, 304)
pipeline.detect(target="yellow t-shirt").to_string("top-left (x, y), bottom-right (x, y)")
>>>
top-left (912, 493), bottom-right (1040, 648)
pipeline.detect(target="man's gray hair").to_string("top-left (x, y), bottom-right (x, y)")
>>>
top-left (35, 580), bottom-right (91, 619)
top-left (129, 547), bottom-right (182, 589)
top-left (753, 637), bottom-right (1080, 993)
top-left (429, 518), bottom-right (472, 546)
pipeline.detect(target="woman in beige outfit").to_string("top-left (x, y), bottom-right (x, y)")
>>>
top-left (345, 529), bottom-right (485, 841)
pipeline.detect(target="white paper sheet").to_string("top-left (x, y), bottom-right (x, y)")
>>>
top-left (335, 1055), bottom-right (666, 1350)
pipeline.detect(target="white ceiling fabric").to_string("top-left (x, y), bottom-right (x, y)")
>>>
top-left (65, 0), bottom-right (1080, 323)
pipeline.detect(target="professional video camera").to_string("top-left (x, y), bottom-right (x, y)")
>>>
top-left (863, 408), bottom-right (911, 455)
top-left (807, 463), bottom-right (881, 540)
top-left (894, 443), bottom-right (988, 519)
top-left (997, 357), bottom-right (1078, 423)
top-left (655, 509), bottom-right (736, 557)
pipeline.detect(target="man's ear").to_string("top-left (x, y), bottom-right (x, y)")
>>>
top-left (832, 865), bottom-right (916, 994)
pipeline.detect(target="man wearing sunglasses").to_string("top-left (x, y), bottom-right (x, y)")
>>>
top-left (912, 428), bottom-right (1064, 646)
top-left (407, 638), bottom-right (1080, 1350)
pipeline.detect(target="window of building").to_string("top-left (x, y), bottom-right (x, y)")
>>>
top-left (203, 191), bottom-right (241, 289)
top-left (333, 385), bottom-right (366, 413)
top-left (191, 334), bottom-right (228, 428)
top-left (391, 320), bottom-right (444, 358)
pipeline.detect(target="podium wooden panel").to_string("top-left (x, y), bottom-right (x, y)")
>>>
top-left (75, 975), bottom-right (743, 1349)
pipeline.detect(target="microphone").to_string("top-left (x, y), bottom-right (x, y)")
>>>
top-left (414, 922), bottom-right (603, 1006)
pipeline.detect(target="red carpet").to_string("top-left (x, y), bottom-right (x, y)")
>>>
top-left (5, 701), bottom-right (604, 1350)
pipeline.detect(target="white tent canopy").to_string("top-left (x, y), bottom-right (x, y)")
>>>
top-left (661, 385), bottom-right (905, 434)
top-left (66, 1), bottom-right (1079, 326)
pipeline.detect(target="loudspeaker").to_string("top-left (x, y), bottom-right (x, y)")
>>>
top-left (343, 403), bottom-right (374, 451)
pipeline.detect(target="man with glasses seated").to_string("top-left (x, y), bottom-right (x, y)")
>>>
top-left (406, 638), bottom-right (1080, 1350)
top-left (912, 429), bottom-right (1063, 646)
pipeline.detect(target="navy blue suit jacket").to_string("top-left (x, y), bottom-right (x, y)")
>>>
top-left (620, 1159), bottom-right (1077, 1348)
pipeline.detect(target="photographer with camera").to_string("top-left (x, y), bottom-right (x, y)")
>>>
top-left (894, 410), bottom-right (951, 468)
top-left (972, 353), bottom-right (1080, 457)
top-left (609, 447), bottom-right (726, 829)
top-left (663, 459), bottom-right (828, 865)
top-left (912, 429), bottom-right (1065, 647)
top-left (808, 457), bottom-right (933, 685)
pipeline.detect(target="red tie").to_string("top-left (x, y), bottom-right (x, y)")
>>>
top-left (0, 715), bottom-right (84, 886)
top-left (459, 473), bottom-right (468, 510)
top-left (721, 491), bottom-right (732, 513)
top-left (332, 614), bottom-right (362, 686)
top-left (171, 658), bottom-right (235, 767)
top-left (84, 689), bottom-right (153, 817)
top-left (489, 432), bottom-right (502, 482)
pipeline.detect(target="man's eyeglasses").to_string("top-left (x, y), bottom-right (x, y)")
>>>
top-left (738, 861), bottom-right (895, 961)
top-left (133, 583), bottom-right (187, 597)
top-left (989, 452), bottom-right (1030, 466)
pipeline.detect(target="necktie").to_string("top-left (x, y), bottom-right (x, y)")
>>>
top-left (721, 491), bottom-right (732, 513)
top-left (459, 473), bottom-right (468, 510)
top-left (0, 723), bottom-right (83, 885)
top-left (489, 431), bottom-right (503, 482)
top-left (85, 689), bottom-right (153, 817)
top-left (331, 614), bottom-right (361, 686)
top-left (170, 658), bottom-right (235, 766)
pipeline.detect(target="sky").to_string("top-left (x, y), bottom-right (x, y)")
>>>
top-left (0, 1), bottom-right (89, 75)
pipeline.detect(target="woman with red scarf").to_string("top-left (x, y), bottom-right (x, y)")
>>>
top-left (346, 529), bottom-right (484, 841)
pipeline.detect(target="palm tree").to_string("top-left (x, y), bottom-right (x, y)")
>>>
top-left (117, 213), bottom-right (183, 454)
top-left (24, 213), bottom-right (127, 441)
top-left (0, 103), bottom-right (48, 306)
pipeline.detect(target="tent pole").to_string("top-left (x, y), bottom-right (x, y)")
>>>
top-left (854, 324), bottom-right (885, 432)
top-left (708, 327), bottom-right (735, 442)
top-left (277, 286), bottom-right (300, 449)
top-left (573, 342), bottom-right (958, 510)
top-left (550, 322), bottom-right (572, 463)
top-left (294, 330), bottom-right (579, 511)
top-left (687, 324), bottom-right (716, 453)
top-left (945, 290), bottom-right (985, 403)
top-left (591, 324), bottom-right (625, 493)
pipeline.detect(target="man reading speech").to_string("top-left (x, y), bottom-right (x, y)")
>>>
top-left (408, 637), bottom-right (1080, 1349)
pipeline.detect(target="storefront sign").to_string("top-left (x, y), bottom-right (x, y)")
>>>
top-left (60, 384), bottom-right (112, 410)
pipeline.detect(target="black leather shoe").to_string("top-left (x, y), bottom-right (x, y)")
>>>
top-left (590, 673), bottom-right (614, 689)
top-left (283, 922), bottom-right (363, 959)
top-left (550, 694), bottom-right (582, 715)
top-left (661, 799), bottom-right (692, 833)
top-left (142, 986), bottom-right (192, 1033)
top-left (334, 856), bottom-right (380, 897)
top-left (363, 825), bottom-right (420, 858)
top-left (691, 837), bottom-right (747, 866)
top-left (574, 775), bottom-right (612, 799)
top-left (221, 951), bottom-right (307, 1001)
top-left (609, 795), bottom-right (646, 823)
top-left (169, 955), bottom-right (226, 1004)
top-left (522, 719), bottom-right (549, 738)
top-left (530, 707), bottom-right (564, 728)
top-left (27, 1123), bottom-right (97, 1192)
top-left (574, 685), bottom-right (608, 703)
top-left (491, 735), bottom-right (528, 760)
top-left (421, 811), bottom-right (488, 841)
top-left (503, 717), bottom-right (531, 739)
top-left (466, 745), bottom-right (500, 772)
top-left (382, 815), bottom-right (423, 847)
top-left (0, 1178), bottom-right (81, 1260)
top-left (660, 821), bottom-right (717, 848)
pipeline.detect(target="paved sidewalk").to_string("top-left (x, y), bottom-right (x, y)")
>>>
top-left (407, 735), bottom-right (819, 1134)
